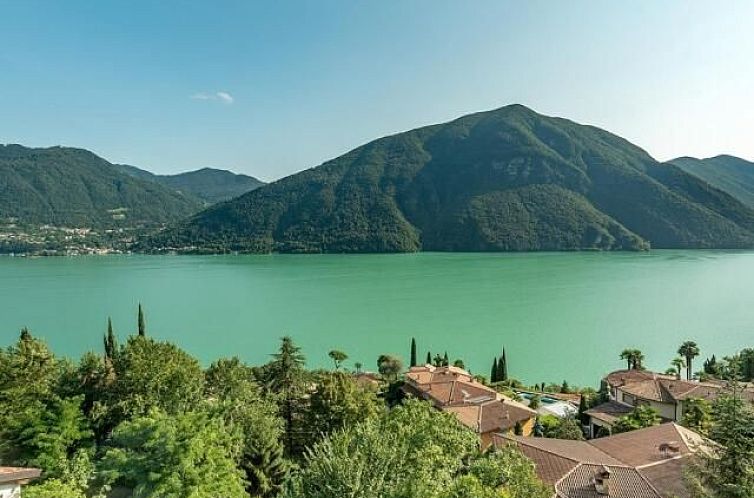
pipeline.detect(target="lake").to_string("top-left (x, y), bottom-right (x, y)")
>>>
top-left (2, 251), bottom-right (753, 387)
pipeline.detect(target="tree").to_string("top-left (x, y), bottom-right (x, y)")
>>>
top-left (109, 335), bottom-right (204, 421)
top-left (137, 303), bottom-right (146, 336)
top-left (612, 405), bottom-right (660, 433)
top-left (499, 348), bottom-right (508, 382)
top-left (327, 350), bottom-right (348, 370)
top-left (688, 392), bottom-right (754, 497)
top-left (678, 341), bottom-right (700, 380)
top-left (490, 357), bottom-right (498, 383)
top-left (671, 357), bottom-right (685, 380)
top-left (410, 338), bottom-right (417, 367)
top-left (432, 353), bottom-right (444, 367)
top-left (104, 317), bottom-right (118, 363)
top-left (99, 410), bottom-right (247, 498)
top-left (452, 359), bottom-right (465, 369)
top-left (287, 399), bottom-right (480, 498)
top-left (0, 395), bottom-right (93, 479)
top-left (426, 351), bottom-right (431, 365)
top-left (377, 354), bottom-right (403, 381)
top-left (354, 362), bottom-right (362, 374)
top-left (549, 414), bottom-right (584, 440)
top-left (205, 356), bottom-right (258, 402)
top-left (264, 336), bottom-right (307, 457)
top-left (305, 371), bottom-right (381, 447)
top-left (619, 348), bottom-right (644, 370)
top-left (560, 380), bottom-right (571, 394)
top-left (682, 397), bottom-right (713, 435)
top-left (578, 395), bottom-right (589, 425)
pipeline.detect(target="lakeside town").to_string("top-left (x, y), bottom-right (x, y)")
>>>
top-left (1, 308), bottom-right (752, 497)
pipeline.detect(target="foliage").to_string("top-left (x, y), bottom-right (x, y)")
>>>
top-left (327, 350), bottom-right (348, 370)
top-left (682, 397), bottom-right (713, 435)
top-left (612, 405), bottom-right (661, 433)
top-left (287, 399), bottom-right (548, 498)
top-left (547, 414), bottom-right (584, 440)
top-left (99, 410), bottom-right (247, 498)
top-left (377, 354), bottom-right (403, 381)
top-left (528, 394), bottom-right (541, 410)
top-left (410, 338), bottom-right (417, 368)
top-left (679, 341), bottom-right (701, 380)
top-left (305, 371), bottom-right (382, 447)
top-left (0, 144), bottom-right (202, 228)
top-left (687, 393), bottom-right (754, 498)
top-left (619, 348), bottom-right (645, 370)
top-left (108, 335), bottom-right (204, 421)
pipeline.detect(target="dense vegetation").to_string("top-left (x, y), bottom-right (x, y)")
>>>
top-left (0, 145), bottom-right (202, 227)
top-left (0, 321), bottom-right (550, 498)
top-left (144, 105), bottom-right (754, 253)
top-left (116, 164), bottom-right (265, 204)
top-left (669, 155), bottom-right (754, 209)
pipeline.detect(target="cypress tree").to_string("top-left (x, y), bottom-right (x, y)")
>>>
top-left (578, 394), bottom-right (589, 425)
top-left (500, 348), bottom-right (508, 381)
top-left (410, 338), bottom-right (417, 367)
top-left (137, 303), bottom-right (146, 336)
top-left (426, 351), bottom-right (431, 365)
top-left (104, 317), bottom-right (118, 361)
top-left (490, 357), bottom-right (498, 383)
top-left (443, 351), bottom-right (449, 367)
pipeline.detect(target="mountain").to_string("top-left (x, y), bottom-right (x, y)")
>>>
top-left (0, 144), bottom-right (203, 227)
top-left (116, 164), bottom-right (265, 204)
top-left (143, 105), bottom-right (754, 253)
top-left (668, 155), bottom-right (754, 209)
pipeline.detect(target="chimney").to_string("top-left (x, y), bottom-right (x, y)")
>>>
top-left (594, 466), bottom-right (611, 495)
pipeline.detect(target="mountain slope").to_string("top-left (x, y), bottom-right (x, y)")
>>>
top-left (144, 105), bottom-right (754, 253)
top-left (668, 155), bottom-right (754, 209)
top-left (0, 144), bottom-right (203, 227)
top-left (116, 164), bottom-right (265, 204)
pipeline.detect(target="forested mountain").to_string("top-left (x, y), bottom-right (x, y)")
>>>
top-left (0, 144), bottom-right (203, 227)
top-left (144, 105), bottom-right (754, 253)
top-left (668, 155), bottom-right (754, 209)
top-left (116, 164), bottom-right (265, 204)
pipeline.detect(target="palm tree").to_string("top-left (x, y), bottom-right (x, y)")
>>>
top-left (671, 357), bottom-right (685, 380)
top-left (678, 341), bottom-right (700, 380)
top-left (619, 349), bottom-right (644, 370)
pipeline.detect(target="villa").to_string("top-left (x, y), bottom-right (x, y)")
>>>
top-left (0, 467), bottom-right (40, 498)
top-left (585, 369), bottom-right (754, 438)
top-left (496, 422), bottom-right (708, 498)
top-left (403, 365), bottom-right (536, 446)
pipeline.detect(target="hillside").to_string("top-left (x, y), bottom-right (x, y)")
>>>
top-left (143, 105), bottom-right (754, 253)
top-left (0, 144), bottom-right (203, 227)
top-left (116, 164), bottom-right (265, 204)
top-left (668, 155), bottom-right (754, 209)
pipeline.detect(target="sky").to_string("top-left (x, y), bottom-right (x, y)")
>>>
top-left (1, 1), bottom-right (753, 181)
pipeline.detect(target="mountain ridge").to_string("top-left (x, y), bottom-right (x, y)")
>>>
top-left (142, 104), bottom-right (754, 253)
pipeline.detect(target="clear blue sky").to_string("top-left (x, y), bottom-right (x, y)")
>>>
top-left (1, 1), bottom-right (752, 181)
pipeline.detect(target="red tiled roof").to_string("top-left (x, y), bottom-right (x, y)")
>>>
top-left (583, 400), bottom-right (633, 424)
top-left (555, 464), bottom-right (662, 498)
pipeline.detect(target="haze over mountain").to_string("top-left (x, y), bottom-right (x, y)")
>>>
top-left (144, 105), bottom-right (754, 253)
top-left (668, 155), bottom-right (754, 210)
top-left (0, 144), bottom-right (203, 227)
top-left (116, 164), bottom-right (265, 204)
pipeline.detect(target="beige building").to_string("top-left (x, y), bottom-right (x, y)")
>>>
top-left (585, 369), bottom-right (754, 438)
top-left (403, 365), bottom-right (536, 447)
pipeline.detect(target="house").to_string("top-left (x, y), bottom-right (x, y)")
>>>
top-left (495, 422), bottom-right (708, 498)
top-left (0, 467), bottom-right (41, 498)
top-left (585, 369), bottom-right (754, 437)
top-left (403, 365), bottom-right (536, 447)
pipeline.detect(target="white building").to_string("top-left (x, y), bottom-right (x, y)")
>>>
top-left (0, 467), bottom-right (41, 498)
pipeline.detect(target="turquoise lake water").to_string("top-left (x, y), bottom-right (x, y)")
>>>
top-left (2, 251), bottom-right (753, 387)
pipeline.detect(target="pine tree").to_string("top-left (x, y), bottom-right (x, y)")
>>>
top-left (244, 435), bottom-right (289, 498)
top-left (490, 357), bottom-right (498, 383)
top-left (425, 351), bottom-right (431, 365)
top-left (410, 338), bottom-right (417, 367)
top-left (137, 303), bottom-right (146, 336)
